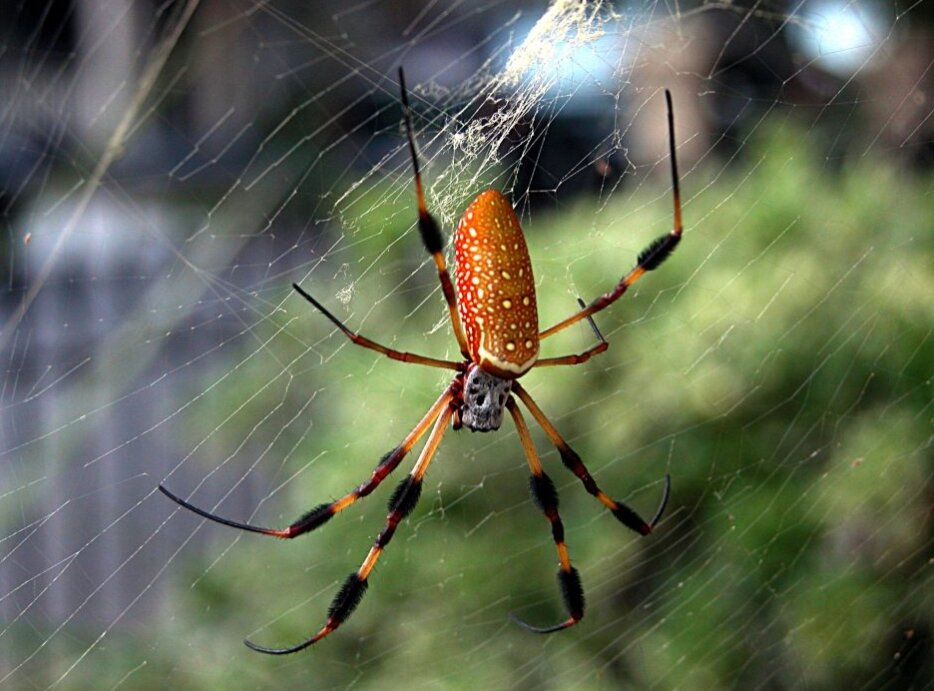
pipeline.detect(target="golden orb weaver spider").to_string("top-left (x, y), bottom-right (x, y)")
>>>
top-left (160, 68), bottom-right (683, 654)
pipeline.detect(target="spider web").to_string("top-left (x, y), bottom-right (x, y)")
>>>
top-left (1, 0), bottom-right (931, 688)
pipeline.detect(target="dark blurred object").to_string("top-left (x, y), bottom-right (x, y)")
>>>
top-left (859, 30), bottom-right (934, 168)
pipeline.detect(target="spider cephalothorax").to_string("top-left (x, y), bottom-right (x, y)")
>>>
top-left (458, 364), bottom-right (513, 432)
top-left (160, 67), bottom-right (682, 654)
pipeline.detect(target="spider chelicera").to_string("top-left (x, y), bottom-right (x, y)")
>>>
top-left (160, 68), bottom-right (683, 654)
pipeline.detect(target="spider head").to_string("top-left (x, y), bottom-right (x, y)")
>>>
top-left (460, 364), bottom-right (512, 432)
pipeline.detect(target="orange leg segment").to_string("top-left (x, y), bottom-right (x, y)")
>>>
top-left (540, 89), bottom-right (683, 341)
top-left (292, 283), bottom-right (461, 371)
top-left (159, 388), bottom-right (454, 540)
top-left (507, 399), bottom-right (583, 634)
top-left (512, 382), bottom-right (670, 536)
top-left (399, 67), bottom-right (470, 359)
top-left (244, 405), bottom-right (455, 654)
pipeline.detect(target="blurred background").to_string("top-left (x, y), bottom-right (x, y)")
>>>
top-left (0, 0), bottom-right (931, 688)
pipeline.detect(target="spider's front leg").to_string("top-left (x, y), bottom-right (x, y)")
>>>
top-left (159, 387), bottom-right (454, 539)
top-left (506, 398), bottom-right (584, 633)
top-left (512, 382), bottom-right (670, 535)
top-left (245, 405), bottom-right (455, 654)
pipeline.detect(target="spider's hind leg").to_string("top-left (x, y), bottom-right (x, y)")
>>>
top-left (538, 89), bottom-right (683, 342)
top-left (398, 67), bottom-right (470, 358)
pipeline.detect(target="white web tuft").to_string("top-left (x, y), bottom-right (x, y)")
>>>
top-left (501, 0), bottom-right (606, 87)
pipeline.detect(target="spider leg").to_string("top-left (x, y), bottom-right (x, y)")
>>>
top-left (534, 343), bottom-right (608, 368)
top-left (536, 299), bottom-right (610, 368)
top-left (245, 404), bottom-right (455, 654)
top-left (159, 388), bottom-right (454, 539)
top-left (512, 382), bottom-right (670, 536)
top-left (292, 283), bottom-right (461, 371)
top-left (506, 398), bottom-right (583, 634)
top-left (540, 90), bottom-right (683, 341)
top-left (398, 67), bottom-right (470, 359)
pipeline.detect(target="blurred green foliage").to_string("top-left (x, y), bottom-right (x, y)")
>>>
top-left (35, 120), bottom-right (932, 689)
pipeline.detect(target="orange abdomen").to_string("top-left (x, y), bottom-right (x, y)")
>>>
top-left (454, 190), bottom-right (539, 379)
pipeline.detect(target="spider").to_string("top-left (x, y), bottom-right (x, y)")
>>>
top-left (160, 68), bottom-right (683, 654)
